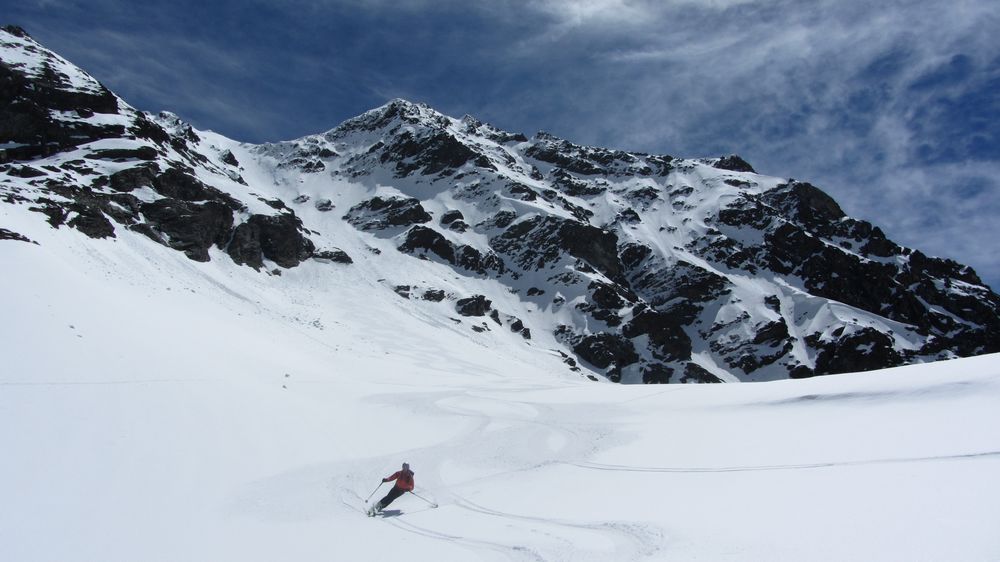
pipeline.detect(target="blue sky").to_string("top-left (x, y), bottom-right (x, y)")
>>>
top-left (10, 0), bottom-right (1000, 288)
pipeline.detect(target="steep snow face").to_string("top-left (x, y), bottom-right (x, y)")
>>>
top-left (2, 27), bottom-right (999, 384)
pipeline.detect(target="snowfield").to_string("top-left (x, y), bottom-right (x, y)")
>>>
top-left (2, 213), bottom-right (999, 562)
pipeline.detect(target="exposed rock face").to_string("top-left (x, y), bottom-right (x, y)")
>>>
top-left (440, 209), bottom-right (469, 231)
top-left (622, 307), bottom-right (692, 363)
top-left (712, 179), bottom-right (1000, 369)
top-left (139, 199), bottom-right (234, 261)
top-left (220, 149), bottom-right (239, 167)
top-left (343, 196), bottom-right (432, 230)
top-left (0, 26), bottom-right (122, 161)
top-left (525, 132), bottom-right (661, 177)
top-left (399, 226), bottom-right (455, 262)
top-left (681, 363), bottom-right (724, 384)
top-left (491, 217), bottom-right (623, 283)
top-left (1, 27), bottom-right (318, 273)
top-left (422, 289), bottom-right (446, 302)
top-left (380, 129), bottom-right (491, 176)
top-left (397, 226), bottom-right (506, 276)
top-left (572, 333), bottom-right (639, 382)
top-left (456, 295), bottom-right (491, 316)
top-left (440, 210), bottom-right (464, 225)
top-left (313, 248), bottom-right (353, 264)
top-left (4, 27), bottom-right (1000, 384)
top-left (0, 227), bottom-right (34, 243)
top-left (228, 213), bottom-right (315, 269)
top-left (712, 154), bottom-right (756, 173)
top-left (811, 327), bottom-right (904, 375)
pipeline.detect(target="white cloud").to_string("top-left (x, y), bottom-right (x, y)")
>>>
top-left (529, 0), bottom-right (656, 26)
top-left (481, 0), bottom-right (1000, 283)
top-left (862, 160), bottom-right (1000, 283)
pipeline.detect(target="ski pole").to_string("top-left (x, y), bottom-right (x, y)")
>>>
top-left (408, 490), bottom-right (438, 508)
top-left (365, 482), bottom-right (383, 503)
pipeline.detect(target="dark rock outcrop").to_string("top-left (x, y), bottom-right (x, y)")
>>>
top-left (573, 333), bottom-right (639, 382)
top-left (810, 327), bottom-right (904, 376)
top-left (440, 209), bottom-right (465, 225)
top-left (379, 129), bottom-right (492, 176)
top-left (398, 226), bottom-right (455, 263)
top-left (109, 164), bottom-right (158, 192)
top-left (422, 289), bottom-right (446, 302)
top-left (85, 146), bottom-right (158, 161)
top-left (680, 363), bottom-right (724, 384)
top-left (227, 213), bottom-right (315, 269)
top-left (398, 226), bottom-right (506, 276)
top-left (622, 307), bottom-right (692, 362)
top-left (491, 216), bottom-right (623, 283)
top-left (313, 248), bottom-right (353, 264)
top-left (0, 227), bottom-right (34, 243)
top-left (67, 207), bottom-right (116, 239)
top-left (642, 363), bottom-right (674, 384)
top-left (0, 28), bottom-right (123, 160)
top-left (456, 295), bottom-right (491, 316)
top-left (713, 155), bottom-right (755, 173)
top-left (220, 149), bottom-right (239, 167)
top-left (344, 196), bottom-right (432, 231)
top-left (138, 199), bottom-right (233, 261)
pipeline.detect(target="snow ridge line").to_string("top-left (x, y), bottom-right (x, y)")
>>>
top-left (568, 450), bottom-right (1000, 473)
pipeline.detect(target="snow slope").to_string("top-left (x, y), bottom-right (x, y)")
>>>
top-left (2, 211), bottom-right (999, 561)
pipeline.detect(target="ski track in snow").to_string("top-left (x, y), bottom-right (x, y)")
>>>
top-left (225, 379), bottom-right (656, 561)
top-left (385, 516), bottom-right (550, 562)
top-left (570, 450), bottom-right (1000, 474)
top-left (448, 496), bottom-right (663, 562)
top-left (313, 384), bottom-right (659, 561)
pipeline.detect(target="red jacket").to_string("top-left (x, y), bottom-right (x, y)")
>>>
top-left (384, 469), bottom-right (414, 491)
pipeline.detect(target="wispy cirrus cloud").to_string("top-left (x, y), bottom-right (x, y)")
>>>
top-left (474, 0), bottom-right (1000, 285)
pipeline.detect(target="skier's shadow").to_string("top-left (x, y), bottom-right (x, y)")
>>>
top-left (377, 509), bottom-right (403, 518)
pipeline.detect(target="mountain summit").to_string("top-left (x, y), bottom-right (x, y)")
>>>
top-left (2, 25), bottom-right (998, 383)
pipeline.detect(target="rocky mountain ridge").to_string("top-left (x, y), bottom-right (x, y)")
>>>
top-left (3, 25), bottom-right (998, 383)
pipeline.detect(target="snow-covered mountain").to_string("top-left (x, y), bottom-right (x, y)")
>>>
top-left (4, 26), bottom-right (1000, 562)
top-left (2, 25), bottom-right (998, 384)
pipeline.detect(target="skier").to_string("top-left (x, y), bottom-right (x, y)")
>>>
top-left (369, 462), bottom-right (415, 515)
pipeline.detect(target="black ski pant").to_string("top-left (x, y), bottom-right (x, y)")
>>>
top-left (376, 486), bottom-right (407, 509)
